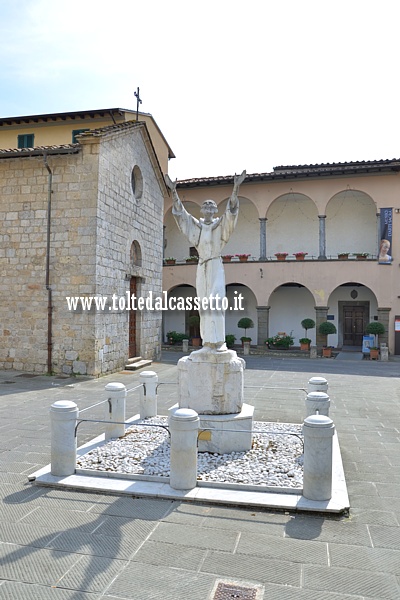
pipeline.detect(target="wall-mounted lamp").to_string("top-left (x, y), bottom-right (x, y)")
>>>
top-left (259, 268), bottom-right (263, 278)
top-left (395, 209), bottom-right (400, 214)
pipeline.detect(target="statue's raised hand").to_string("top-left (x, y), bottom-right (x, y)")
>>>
top-left (164, 174), bottom-right (177, 192)
top-left (234, 170), bottom-right (246, 188)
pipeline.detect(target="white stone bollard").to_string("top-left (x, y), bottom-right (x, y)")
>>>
top-left (182, 339), bottom-right (189, 353)
top-left (243, 341), bottom-right (250, 355)
top-left (308, 376), bottom-right (328, 393)
top-left (104, 382), bottom-right (126, 440)
top-left (305, 391), bottom-right (330, 418)
top-left (310, 347), bottom-right (318, 359)
top-left (169, 408), bottom-right (199, 490)
top-left (303, 414), bottom-right (335, 501)
top-left (139, 371), bottom-right (158, 419)
top-left (50, 400), bottom-right (79, 476)
top-left (380, 346), bottom-right (388, 361)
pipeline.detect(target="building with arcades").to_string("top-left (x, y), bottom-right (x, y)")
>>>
top-left (163, 159), bottom-right (400, 354)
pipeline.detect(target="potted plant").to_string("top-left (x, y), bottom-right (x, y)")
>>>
top-left (299, 337), bottom-right (312, 351)
top-left (266, 334), bottom-right (295, 349)
top-left (236, 253), bottom-right (251, 262)
top-left (365, 321), bottom-right (385, 355)
top-left (238, 317), bottom-right (254, 345)
top-left (338, 252), bottom-right (350, 260)
top-left (166, 331), bottom-right (188, 345)
top-left (294, 252), bottom-right (308, 261)
top-left (353, 252), bottom-right (369, 260)
top-left (164, 257), bottom-right (176, 265)
top-left (300, 318), bottom-right (315, 350)
top-left (275, 252), bottom-right (288, 261)
top-left (225, 334), bottom-right (236, 348)
top-left (369, 347), bottom-right (379, 360)
top-left (188, 314), bottom-right (201, 346)
top-left (318, 321), bottom-right (337, 357)
top-left (222, 254), bottom-right (234, 262)
top-left (185, 256), bottom-right (199, 263)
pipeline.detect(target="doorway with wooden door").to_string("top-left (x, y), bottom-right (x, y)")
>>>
top-left (339, 301), bottom-right (369, 348)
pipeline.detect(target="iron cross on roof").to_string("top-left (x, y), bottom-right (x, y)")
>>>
top-left (134, 87), bottom-right (142, 121)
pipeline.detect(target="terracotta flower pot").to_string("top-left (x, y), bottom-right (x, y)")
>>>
top-left (322, 347), bottom-right (332, 358)
top-left (295, 255), bottom-right (305, 261)
top-left (369, 348), bottom-right (379, 360)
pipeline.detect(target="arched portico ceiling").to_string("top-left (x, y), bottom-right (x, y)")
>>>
top-left (266, 193), bottom-right (318, 256)
top-left (327, 281), bottom-right (378, 305)
top-left (267, 283), bottom-right (318, 344)
top-left (166, 283), bottom-right (196, 295)
top-left (217, 197), bottom-right (259, 258)
top-left (267, 282), bottom-right (317, 305)
top-left (266, 192), bottom-right (317, 220)
top-left (327, 188), bottom-right (376, 211)
top-left (326, 190), bottom-right (376, 257)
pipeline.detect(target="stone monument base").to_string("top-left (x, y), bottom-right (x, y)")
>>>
top-left (177, 348), bottom-right (245, 415)
top-left (169, 402), bottom-right (254, 454)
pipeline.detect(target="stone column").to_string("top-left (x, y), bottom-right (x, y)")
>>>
top-left (315, 306), bottom-right (329, 348)
top-left (104, 382), bottom-right (126, 440)
top-left (50, 400), bottom-right (78, 477)
top-left (256, 306), bottom-right (270, 346)
top-left (318, 215), bottom-right (327, 260)
top-left (305, 391), bottom-right (330, 418)
top-left (169, 408), bottom-right (199, 490)
top-left (377, 307), bottom-right (390, 348)
top-left (259, 218), bottom-right (267, 261)
top-left (139, 371), bottom-right (158, 419)
top-left (308, 377), bottom-right (328, 394)
top-left (303, 414), bottom-right (335, 501)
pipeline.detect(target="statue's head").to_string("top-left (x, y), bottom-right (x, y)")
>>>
top-left (200, 200), bottom-right (218, 222)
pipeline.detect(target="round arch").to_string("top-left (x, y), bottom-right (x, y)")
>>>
top-left (218, 196), bottom-right (260, 259)
top-left (268, 282), bottom-right (317, 345)
top-left (266, 193), bottom-right (318, 256)
top-left (130, 240), bottom-right (142, 268)
top-left (326, 282), bottom-right (378, 348)
top-left (326, 189), bottom-right (376, 257)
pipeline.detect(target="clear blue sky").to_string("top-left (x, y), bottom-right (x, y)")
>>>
top-left (1, 0), bottom-right (399, 180)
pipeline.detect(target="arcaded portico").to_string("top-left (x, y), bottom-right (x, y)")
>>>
top-left (163, 159), bottom-right (400, 353)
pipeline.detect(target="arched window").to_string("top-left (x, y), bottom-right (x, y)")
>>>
top-left (131, 165), bottom-right (143, 203)
top-left (130, 240), bottom-right (142, 267)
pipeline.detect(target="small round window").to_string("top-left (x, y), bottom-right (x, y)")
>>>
top-left (131, 165), bottom-right (143, 203)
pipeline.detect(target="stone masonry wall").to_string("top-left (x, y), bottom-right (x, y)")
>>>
top-left (0, 149), bottom-right (99, 373)
top-left (0, 124), bottom-right (164, 375)
top-left (92, 125), bottom-right (164, 374)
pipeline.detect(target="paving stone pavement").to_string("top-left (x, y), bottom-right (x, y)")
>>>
top-left (0, 352), bottom-right (399, 599)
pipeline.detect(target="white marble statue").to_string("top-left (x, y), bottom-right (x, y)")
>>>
top-left (165, 170), bottom-right (246, 352)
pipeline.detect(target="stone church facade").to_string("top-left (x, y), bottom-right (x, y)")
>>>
top-left (0, 121), bottom-right (166, 375)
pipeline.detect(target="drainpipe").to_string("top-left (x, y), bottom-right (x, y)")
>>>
top-left (43, 154), bottom-right (53, 374)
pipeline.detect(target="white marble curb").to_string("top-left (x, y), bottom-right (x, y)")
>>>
top-left (30, 416), bottom-right (349, 514)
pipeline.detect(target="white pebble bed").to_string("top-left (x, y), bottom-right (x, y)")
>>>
top-left (77, 417), bottom-right (303, 488)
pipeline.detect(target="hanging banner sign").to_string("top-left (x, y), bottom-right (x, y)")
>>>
top-left (379, 208), bottom-right (393, 264)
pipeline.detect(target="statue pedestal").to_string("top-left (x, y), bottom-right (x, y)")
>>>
top-left (177, 348), bottom-right (245, 414)
top-left (174, 348), bottom-right (253, 453)
top-left (169, 403), bottom-right (254, 454)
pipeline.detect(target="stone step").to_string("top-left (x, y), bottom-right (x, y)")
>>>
top-left (126, 356), bottom-right (145, 364)
top-left (124, 358), bottom-right (152, 371)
